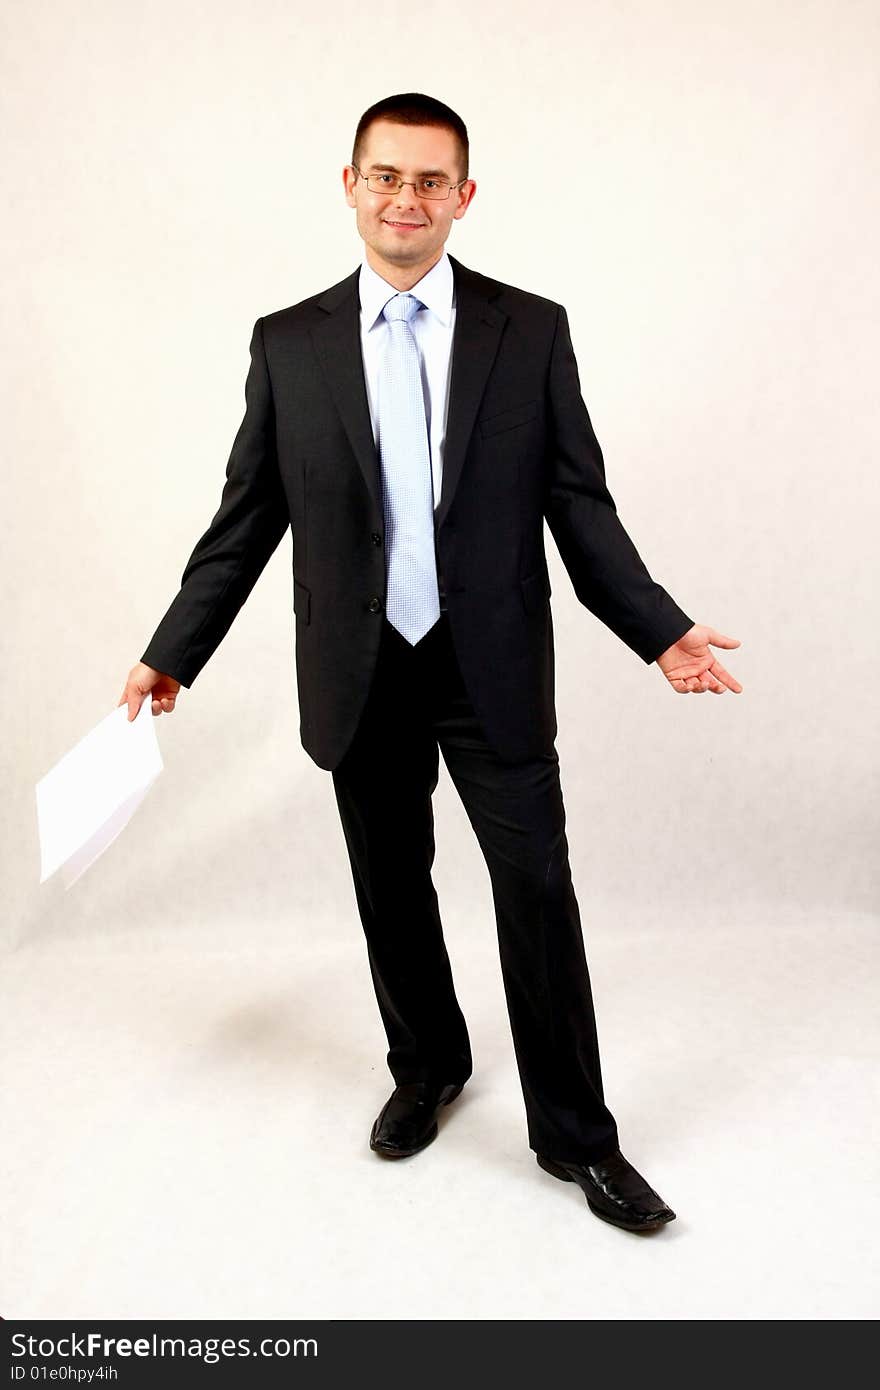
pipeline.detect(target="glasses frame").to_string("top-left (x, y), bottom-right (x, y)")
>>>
top-left (349, 161), bottom-right (468, 201)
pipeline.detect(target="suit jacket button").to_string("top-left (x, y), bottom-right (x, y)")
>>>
top-left (368, 596), bottom-right (382, 613)
top-left (370, 531), bottom-right (383, 546)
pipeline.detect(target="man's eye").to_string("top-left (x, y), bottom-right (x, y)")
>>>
top-left (378, 174), bottom-right (394, 183)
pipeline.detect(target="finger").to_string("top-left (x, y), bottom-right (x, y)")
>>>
top-left (670, 678), bottom-right (690, 693)
top-left (706, 630), bottom-right (741, 649)
top-left (709, 660), bottom-right (743, 694)
top-left (665, 663), bottom-right (701, 683)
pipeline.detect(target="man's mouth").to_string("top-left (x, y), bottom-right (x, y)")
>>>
top-left (383, 220), bottom-right (425, 228)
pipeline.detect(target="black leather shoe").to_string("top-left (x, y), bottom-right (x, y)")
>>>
top-left (370, 1080), bottom-right (464, 1158)
top-left (536, 1149), bottom-right (676, 1232)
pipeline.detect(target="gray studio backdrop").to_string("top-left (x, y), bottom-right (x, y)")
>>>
top-left (2, 1), bottom-right (878, 1316)
top-left (8, 3), bottom-right (876, 947)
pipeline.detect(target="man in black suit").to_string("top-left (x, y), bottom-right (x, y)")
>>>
top-left (120, 93), bottom-right (742, 1234)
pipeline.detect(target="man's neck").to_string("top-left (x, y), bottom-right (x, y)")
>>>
top-left (364, 245), bottom-right (444, 292)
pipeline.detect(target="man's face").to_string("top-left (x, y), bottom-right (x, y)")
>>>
top-left (343, 119), bottom-right (476, 277)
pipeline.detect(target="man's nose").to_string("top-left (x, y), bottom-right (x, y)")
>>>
top-left (392, 181), bottom-right (420, 207)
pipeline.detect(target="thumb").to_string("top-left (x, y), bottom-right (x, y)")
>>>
top-left (118, 684), bottom-right (146, 722)
top-left (705, 630), bottom-right (741, 649)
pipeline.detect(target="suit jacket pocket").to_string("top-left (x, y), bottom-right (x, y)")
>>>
top-left (293, 576), bottom-right (311, 624)
top-left (478, 399), bottom-right (538, 439)
top-left (520, 569), bottom-right (552, 614)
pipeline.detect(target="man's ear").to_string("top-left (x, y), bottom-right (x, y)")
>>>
top-left (453, 179), bottom-right (477, 220)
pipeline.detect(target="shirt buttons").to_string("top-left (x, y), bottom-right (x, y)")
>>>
top-left (368, 596), bottom-right (383, 613)
top-left (370, 531), bottom-right (383, 546)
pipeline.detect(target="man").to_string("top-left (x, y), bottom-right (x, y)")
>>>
top-left (120, 93), bottom-right (742, 1235)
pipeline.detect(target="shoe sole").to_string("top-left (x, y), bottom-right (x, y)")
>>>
top-left (536, 1152), bottom-right (676, 1233)
top-left (369, 1082), bottom-right (464, 1159)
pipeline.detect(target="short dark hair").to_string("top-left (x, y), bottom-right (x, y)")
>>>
top-left (352, 92), bottom-right (469, 181)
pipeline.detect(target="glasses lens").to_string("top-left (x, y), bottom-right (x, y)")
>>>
top-left (418, 179), bottom-right (450, 199)
top-left (367, 173), bottom-right (401, 194)
top-left (365, 173), bottom-right (451, 199)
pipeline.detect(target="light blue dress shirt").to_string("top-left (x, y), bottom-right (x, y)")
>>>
top-left (358, 249), bottom-right (456, 514)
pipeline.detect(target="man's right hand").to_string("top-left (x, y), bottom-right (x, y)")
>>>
top-left (118, 663), bottom-right (182, 721)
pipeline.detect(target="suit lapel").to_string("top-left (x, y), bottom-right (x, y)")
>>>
top-left (310, 252), bottom-right (508, 532)
top-left (436, 254), bottom-right (507, 531)
top-left (310, 268), bottom-right (380, 514)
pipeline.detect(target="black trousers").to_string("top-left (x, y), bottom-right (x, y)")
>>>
top-left (331, 612), bottom-right (620, 1164)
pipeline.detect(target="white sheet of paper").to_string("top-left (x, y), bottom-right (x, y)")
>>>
top-left (36, 696), bottom-right (163, 889)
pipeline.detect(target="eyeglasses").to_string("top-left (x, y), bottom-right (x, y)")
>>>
top-left (350, 162), bottom-right (467, 201)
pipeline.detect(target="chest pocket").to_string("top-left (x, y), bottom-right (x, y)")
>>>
top-left (478, 399), bottom-right (538, 439)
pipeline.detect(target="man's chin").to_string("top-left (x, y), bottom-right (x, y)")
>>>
top-left (376, 241), bottom-right (428, 264)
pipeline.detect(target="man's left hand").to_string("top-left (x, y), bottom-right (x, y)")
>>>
top-left (656, 625), bottom-right (743, 694)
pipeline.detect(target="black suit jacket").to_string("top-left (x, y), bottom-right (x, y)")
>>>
top-left (141, 253), bottom-right (694, 769)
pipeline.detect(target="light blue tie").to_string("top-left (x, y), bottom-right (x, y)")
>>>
top-left (378, 292), bottom-right (441, 646)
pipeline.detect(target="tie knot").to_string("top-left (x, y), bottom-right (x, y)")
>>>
top-left (382, 292), bottom-right (423, 324)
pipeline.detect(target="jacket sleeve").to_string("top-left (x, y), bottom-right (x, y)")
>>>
top-left (140, 316), bottom-right (290, 686)
top-left (543, 303), bottom-right (694, 663)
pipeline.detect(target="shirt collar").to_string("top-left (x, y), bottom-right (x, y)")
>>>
top-left (359, 249), bottom-right (454, 331)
